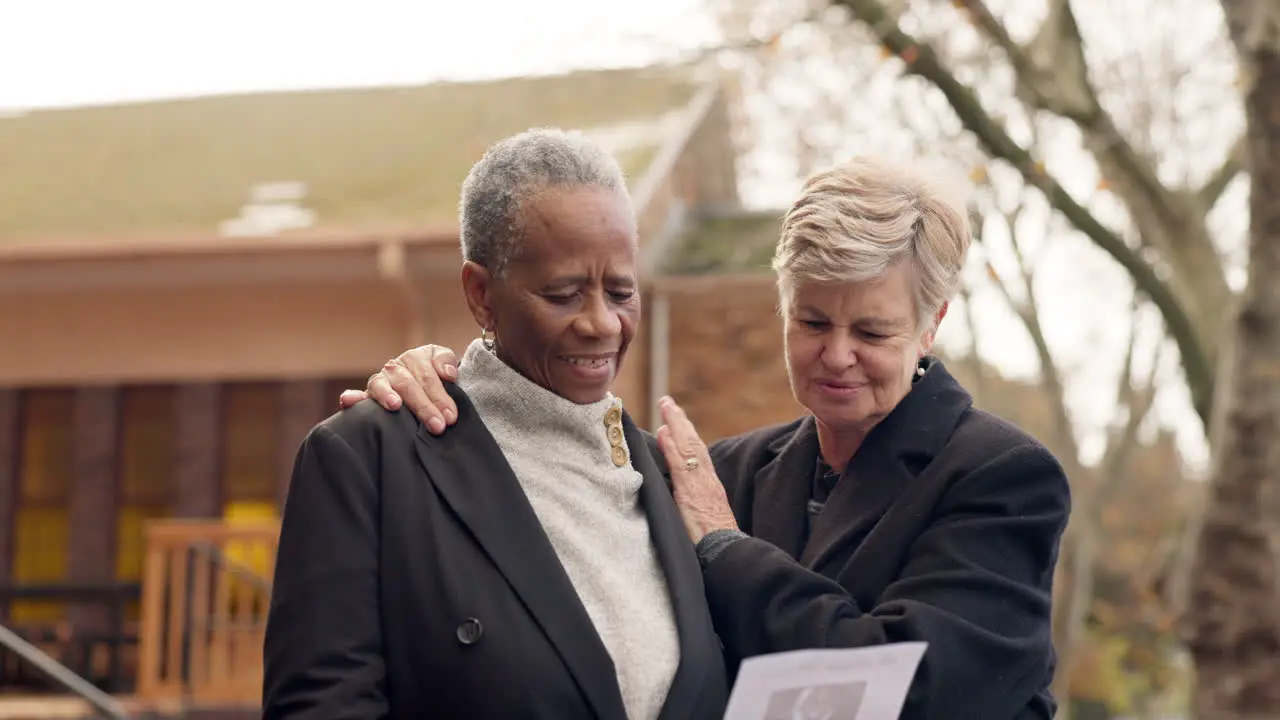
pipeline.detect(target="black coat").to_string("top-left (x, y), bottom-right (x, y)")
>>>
top-left (652, 357), bottom-right (1070, 719)
top-left (263, 389), bottom-right (729, 720)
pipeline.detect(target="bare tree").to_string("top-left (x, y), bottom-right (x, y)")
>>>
top-left (1181, 2), bottom-right (1280, 717)
top-left (971, 183), bottom-right (1166, 716)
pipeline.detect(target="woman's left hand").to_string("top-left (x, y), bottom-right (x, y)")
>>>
top-left (656, 396), bottom-right (740, 544)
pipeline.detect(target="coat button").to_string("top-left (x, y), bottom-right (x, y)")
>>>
top-left (456, 617), bottom-right (483, 645)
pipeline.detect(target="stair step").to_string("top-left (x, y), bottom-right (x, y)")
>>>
top-left (0, 696), bottom-right (91, 719)
top-left (0, 694), bottom-right (191, 719)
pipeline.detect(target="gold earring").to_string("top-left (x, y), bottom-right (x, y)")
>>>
top-left (481, 327), bottom-right (495, 351)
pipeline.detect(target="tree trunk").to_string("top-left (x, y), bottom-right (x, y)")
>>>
top-left (1185, 10), bottom-right (1280, 715)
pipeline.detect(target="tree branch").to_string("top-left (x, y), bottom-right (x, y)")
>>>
top-left (1198, 135), bottom-right (1246, 209)
top-left (978, 200), bottom-right (1080, 464)
top-left (1096, 309), bottom-right (1164, 509)
top-left (1222, 0), bottom-right (1280, 56)
top-left (958, 0), bottom-right (1193, 234)
top-left (961, 0), bottom-right (1233, 348)
top-left (958, 210), bottom-right (990, 402)
top-left (957, 0), bottom-right (1096, 121)
top-left (956, 281), bottom-right (988, 400)
top-left (834, 0), bottom-right (1215, 426)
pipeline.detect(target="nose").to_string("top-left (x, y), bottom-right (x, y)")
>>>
top-left (819, 329), bottom-right (859, 370)
top-left (572, 291), bottom-right (622, 339)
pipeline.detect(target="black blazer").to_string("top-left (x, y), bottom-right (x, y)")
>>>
top-left (653, 357), bottom-right (1070, 720)
top-left (263, 388), bottom-right (729, 719)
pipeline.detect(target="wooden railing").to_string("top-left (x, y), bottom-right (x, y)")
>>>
top-left (136, 520), bottom-right (279, 707)
top-left (0, 582), bottom-right (140, 694)
top-left (0, 621), bottom-right (132, 719)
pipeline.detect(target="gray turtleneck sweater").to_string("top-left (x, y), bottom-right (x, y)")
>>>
top-left (456, 340), bottom-right (681, 720)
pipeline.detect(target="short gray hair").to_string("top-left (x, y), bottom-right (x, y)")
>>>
top-left (772, 157), bottom-right (971, 333)
top-left (459, 127), bottom-right (632, 275)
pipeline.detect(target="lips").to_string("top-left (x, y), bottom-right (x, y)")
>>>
top-left (561, 355), bottom-right (613, 368)
top-left (814, 378), bottom-right (869, 399)
top-left (559, 352), bottom-right (618, 369)
top-left (816, 379), bottom-right (865, 390)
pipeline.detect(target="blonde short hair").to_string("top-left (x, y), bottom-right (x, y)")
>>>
top-left (772, 157), bottom-right (971, 333)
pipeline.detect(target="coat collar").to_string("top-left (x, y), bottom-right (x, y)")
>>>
top-left (753, 356), bottom-right (973, 570)
top-left (751, 415), bottom-right (821, 560)
top-left (414, 383), bottom-right (712, 720)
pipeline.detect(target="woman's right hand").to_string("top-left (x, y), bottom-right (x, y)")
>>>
top-left (337, 344), bottom-right (462, 435)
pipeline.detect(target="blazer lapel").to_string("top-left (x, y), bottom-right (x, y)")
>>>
top-left (799, 437), bottom-right (913, 573)
top-left (625, 417), bottom-right (712, 720)
top-left (800, 357), bottom-right (975, 574)
top-left (750, 417), bottom-right (821, 560)
top-left (414, 387), bottom-right (627, 720)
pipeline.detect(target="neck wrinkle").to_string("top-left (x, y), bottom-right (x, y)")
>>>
top-left (816, 418), bottom-right (864, 471)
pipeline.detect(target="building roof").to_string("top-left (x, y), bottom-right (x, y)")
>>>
top-left (1, 63), bottom-right (702, 246)
top-left (662, 209), bottom-right (783, 275)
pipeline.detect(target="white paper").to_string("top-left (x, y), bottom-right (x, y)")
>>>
top-left (722, 642), bottom-right (927, 720)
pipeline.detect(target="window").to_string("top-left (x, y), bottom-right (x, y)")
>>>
top-left (116, 386), bottom-right (176, 587)
top-left (221, 382), bottom-right (280, 506)
top-left (11, 389), bottom-right (74, 623)
top-left (223, 500), bottom-right (279, 581)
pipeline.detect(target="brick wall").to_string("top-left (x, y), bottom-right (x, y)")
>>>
top-left (659, 275), bottom-right (805, 443)
top-left (275, 381), bottom-right (328, 506)
top-left (0, 390), bottom-right (16, 611)
top-left (67, 387), bottom-right (121, 629)
top-left (173, 384), bottom-right (223, 518)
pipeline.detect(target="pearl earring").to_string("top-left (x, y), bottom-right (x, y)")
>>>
top-left (916, 365), bottom-right (925, 377)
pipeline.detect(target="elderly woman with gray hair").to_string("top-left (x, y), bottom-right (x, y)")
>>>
top-left (340, 155), bottom-right (1071, 718)
top-left (264, 128), bottom-right (729, 719)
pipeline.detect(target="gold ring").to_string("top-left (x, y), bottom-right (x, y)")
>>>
top-left (683, 456), bottom-right (700, 471)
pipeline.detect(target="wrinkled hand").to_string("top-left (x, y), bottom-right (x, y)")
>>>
top-left (336, 344), bottom-right (462, 434)
top-left (656, 396), bottom-right (739, 544)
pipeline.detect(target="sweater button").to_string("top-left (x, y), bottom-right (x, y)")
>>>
top-left (610, 445), bottom-right (629, 467)
top-left (456, 617), bottom-right (483, 645)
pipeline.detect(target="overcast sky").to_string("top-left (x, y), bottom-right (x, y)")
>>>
top-left (0, 0), bottom-right (717, 111)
